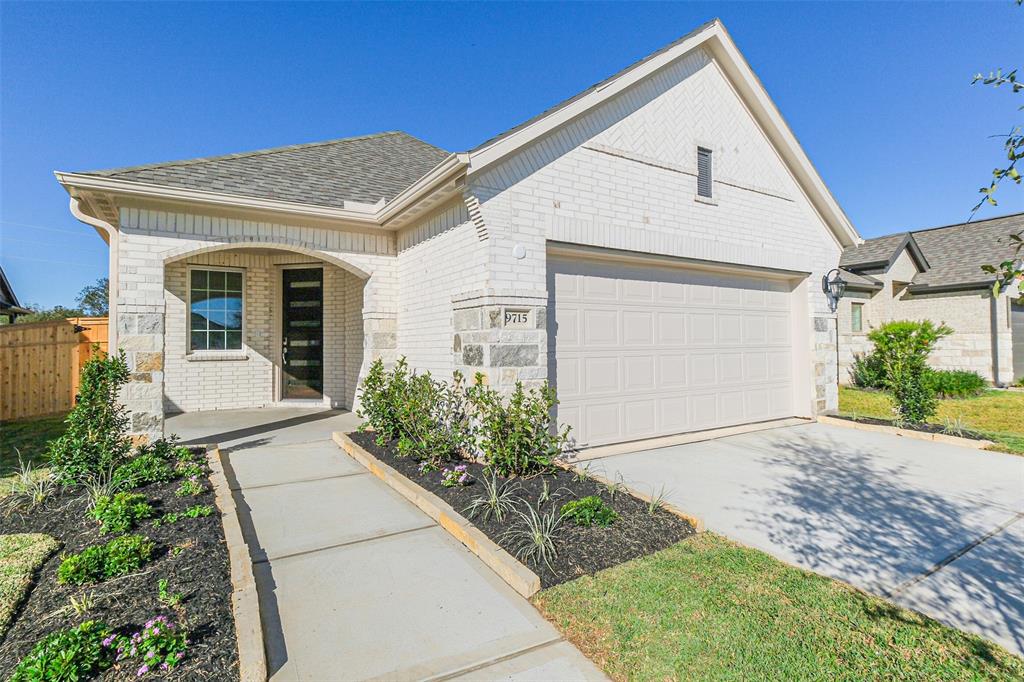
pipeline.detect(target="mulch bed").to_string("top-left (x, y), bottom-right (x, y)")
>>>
top-left (350, 431), bottom-right (696, 588)
top-left (832, 414), bottom-right (989, 441)
top-left (0, 458), bottom-right (238, 680)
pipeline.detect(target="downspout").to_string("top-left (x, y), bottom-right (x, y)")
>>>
top-left (68, 196), bottom-right (119, 350)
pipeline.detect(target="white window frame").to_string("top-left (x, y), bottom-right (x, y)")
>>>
top-left (851, 302), bottom-right (864, 333)
top-left (186, 265), bottom-right (246, 355)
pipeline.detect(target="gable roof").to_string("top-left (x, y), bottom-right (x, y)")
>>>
top-left (0, 265), bottom-right (30, 316)
top-left (840, 212), bottom-right (1024, 292)
top-left (56, 20), bottom-right (860, 247)
top-left (75, 131), bottom-right (451, 209)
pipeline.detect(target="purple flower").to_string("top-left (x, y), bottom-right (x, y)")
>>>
top-left (137, 664), bottom-right (149, 676)
top-left (102, 635), bottom-right (116, 648)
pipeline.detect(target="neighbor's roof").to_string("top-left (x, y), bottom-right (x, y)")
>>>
top-left (76, 131), bottom-right (451, 209)
top-left (840, 212), bottom-right (1024, 291)
top-left (0, 265), bottom-right (30, 315)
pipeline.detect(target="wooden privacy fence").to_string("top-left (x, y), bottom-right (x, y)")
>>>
top-left (0, 317), bottom-right (109, 421)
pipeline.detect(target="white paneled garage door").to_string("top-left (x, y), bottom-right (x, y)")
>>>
top-left (549, 254), bottom-right (797, 448)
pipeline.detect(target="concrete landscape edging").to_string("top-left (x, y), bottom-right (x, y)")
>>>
top-left (206, 444), bottom-right (268, 682)
top-left (817, 415), bottom-right (995, 450)
top-left (332, 431), bottom-right (542, 598)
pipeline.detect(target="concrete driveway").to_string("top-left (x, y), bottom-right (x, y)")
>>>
top-left (593, 422), bottom-right (1024, 656)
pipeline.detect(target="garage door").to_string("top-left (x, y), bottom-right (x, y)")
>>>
top-left (549, 254), bottom-right (796, 448)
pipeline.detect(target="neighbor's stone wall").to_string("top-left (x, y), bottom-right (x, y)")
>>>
top-left (836, 249), bottom-right (1014, 384)
top-left (468, 46), bottom-right (844, 414)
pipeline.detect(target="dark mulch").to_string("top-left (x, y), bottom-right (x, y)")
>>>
top-left (833, 414), bottom-right (988, 441)
top-left (350, 431), bottom-right (696, 588)
top-left (0, 462), bottom-right (238, 680)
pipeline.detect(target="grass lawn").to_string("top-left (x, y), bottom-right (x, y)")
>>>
top-left (838, 386), bottom-right (1024, 455)
top-left (0, 413), bottom-right (67, 474)
top-left (534, 533), bottom-right (1024, 680)
top-left (0, 534), bottom-right (60, 638)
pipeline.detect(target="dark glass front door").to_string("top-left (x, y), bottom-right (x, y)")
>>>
top-left (282, 268), bottom-right (323, 399)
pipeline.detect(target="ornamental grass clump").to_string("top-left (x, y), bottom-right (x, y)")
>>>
top-left (464, 470), bottom-right (521, 523)
top-left (48, 351), bottom-right (133, 486)
top-left (502, 500), bottom-right (563, 569)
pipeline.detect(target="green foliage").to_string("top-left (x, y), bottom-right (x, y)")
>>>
top-left (849, 352), bottom-right (886, 389)
top-left (157, 578), bottom-right (182, 607)
top-left (175, 476), bottom-right (204, 497)
top-left (14, 305), bottom-right (85, 325)
top-left (114, 615), bottom-right (188, 675)
top-left (48, 352), bottom-right (132, 486)
top-left (867, 320), bottom-right (952, 423)
top-left (1, 456), bottom-right (56, 511)
top-left (502, 500), bottom-right (563, 569)
top-left (153, 504), bottom-right (214, 527)
top-left (393, 370), bottom-right (472, 465)
top-left (922, 369), bottom-right (987, 398)
top-left (57, 535), bottom-right (154, 585)
top-left (9, 620), bottom-right (114, 681)
top-left (356, 358), bottom-right (409, 442)
top-left (560, 495), bottom-right (618, 527)
top-left (467, 378), bottom-right (571, 476)
top-left (75, 277), bottom-right (109, 317)
top-left (112, 439), bottom-right (184, 489)
top-left (89, 492), bottom-right (154, 534)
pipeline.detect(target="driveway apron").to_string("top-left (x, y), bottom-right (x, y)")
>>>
top-left (593, 422), bottom-right (1024, 656)
top-left (181, 408), bottom-right (605, 681)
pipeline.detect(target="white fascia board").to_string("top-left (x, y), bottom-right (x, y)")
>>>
top-left (378, 154), bottom-right (469, 225)
top-left (466, 20), bottom-right (862, 249)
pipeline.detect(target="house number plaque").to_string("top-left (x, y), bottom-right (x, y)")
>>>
top-left (504, 309), bottom-right (530, 328)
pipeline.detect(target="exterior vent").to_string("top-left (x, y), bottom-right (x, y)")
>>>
top-left (697, 147), bottom-right (713, 198)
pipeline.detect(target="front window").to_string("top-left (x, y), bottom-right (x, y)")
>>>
top-left (190, 268), bottom-right (243, 351)
top-left (851, 302), bottom-right (864, 333)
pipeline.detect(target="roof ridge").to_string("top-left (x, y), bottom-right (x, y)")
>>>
top-left (84, 130), bottom-right (419, 177)
top-left (908, 210), bottom-right (1024, 236)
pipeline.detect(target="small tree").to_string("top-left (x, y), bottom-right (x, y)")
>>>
top-left (76, 278), bottom-right (109, 317)
top-left (48, 351), bottom-right (133, 485)
top-left (867, 320), bottom-right (952, 424)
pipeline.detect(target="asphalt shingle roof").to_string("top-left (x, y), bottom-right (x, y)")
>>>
top-left (79, 131), bottom-right (451, 209)
top-left (841, 213), bottom-right (1024, 290)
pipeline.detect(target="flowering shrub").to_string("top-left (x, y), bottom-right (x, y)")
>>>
top-left (9, 620), bottom-right (114, 681)
top-left (417, 460), bottom-right (439, 475)
top-left (868, 320), bottom-right (953, 423)
top-left (58, 535), bottom-right (155, 585)
top-left (107, 615), bottom-right (188, 676)
top-left (90, 492), bottom-right (155, 534)
top-left (441, 464), bottom-right (471, 488)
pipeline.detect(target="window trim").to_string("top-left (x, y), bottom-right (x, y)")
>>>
top-left (850, 302), bottom-right (864, 333)
top-left (696, 146), bottom-right (714, 199)
top-left (186, 265), bottom-right (246, 354)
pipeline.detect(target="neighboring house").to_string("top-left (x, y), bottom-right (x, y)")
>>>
top-left (0, 265), bottom-right (31, 323)
top-left (55, 19), bottom-right (861, 446)
top-left (838, 212), bottom-right (1024, 385)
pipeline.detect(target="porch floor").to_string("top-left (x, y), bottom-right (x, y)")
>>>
top-left (167, 407), bottom-right (361, 449)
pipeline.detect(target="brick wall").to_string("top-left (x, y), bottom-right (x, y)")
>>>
top-left (466, 47), bottom-right (843, 413)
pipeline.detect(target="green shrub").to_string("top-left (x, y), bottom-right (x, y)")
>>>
top-left (48, 351), bottom-right (133, 486)
top-left (560, 496), bottom-right (619, 527)
top-left (849, 352), bottom-right (886, 389)
top-left (90, 492), bottom-right (154, 534)
top-left (153, 504), bottom-right (214, 527)
top-left (112, 438), bottom-right (186, 489)
top-left (922, 369), bottom-right (987, 398)
top-left (58, 535), bottom-right (155, 585)
top-left (467, 378), bottom-right (570, 476)
top-left (395, 370), bottom-right (471, 465)
top-left (867, 320), bottom-right (952, 423)
top-left (9, 620), bottom-right (114, 681)
top-left (356, 358), bottom-right (411, 443)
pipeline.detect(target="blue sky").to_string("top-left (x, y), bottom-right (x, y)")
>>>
top-left (2, 1), bottom-right (1022, 309)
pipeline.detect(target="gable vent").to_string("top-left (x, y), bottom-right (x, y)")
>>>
top-left (697, 147), bottom-right (713, 198)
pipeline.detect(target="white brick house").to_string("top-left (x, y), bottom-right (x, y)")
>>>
top-left (57, 20), bottom-right (863, 446)
top-left (837, 213), bottom-right (1024, 385)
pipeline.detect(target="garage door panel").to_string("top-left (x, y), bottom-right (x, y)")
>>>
top-left (583, 356), bottom-right (619, 394)
top-left (551, 256), bottom-right (796, 447)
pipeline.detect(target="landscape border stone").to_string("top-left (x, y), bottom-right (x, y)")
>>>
top-left (818, 415), bottom-right (995, 450)
top-left (332, 431), bottom-right (542, 598)
top-left (206, 444), bottom-right (267, 682)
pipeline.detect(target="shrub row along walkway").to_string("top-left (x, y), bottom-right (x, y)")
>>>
top-left (169, 407), bottom-right (605, 681)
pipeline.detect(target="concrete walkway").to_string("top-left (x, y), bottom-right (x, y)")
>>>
top-left (590, 422), bottom-right (1024, 657)
top-left (169, 408), bottom-right (605, 681)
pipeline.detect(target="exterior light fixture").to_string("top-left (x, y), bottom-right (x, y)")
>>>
top-left (822, 268), bottom-right (846, 312)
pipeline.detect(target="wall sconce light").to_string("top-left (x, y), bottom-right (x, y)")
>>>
top-left (822, 268), bottom-right (846, 312)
